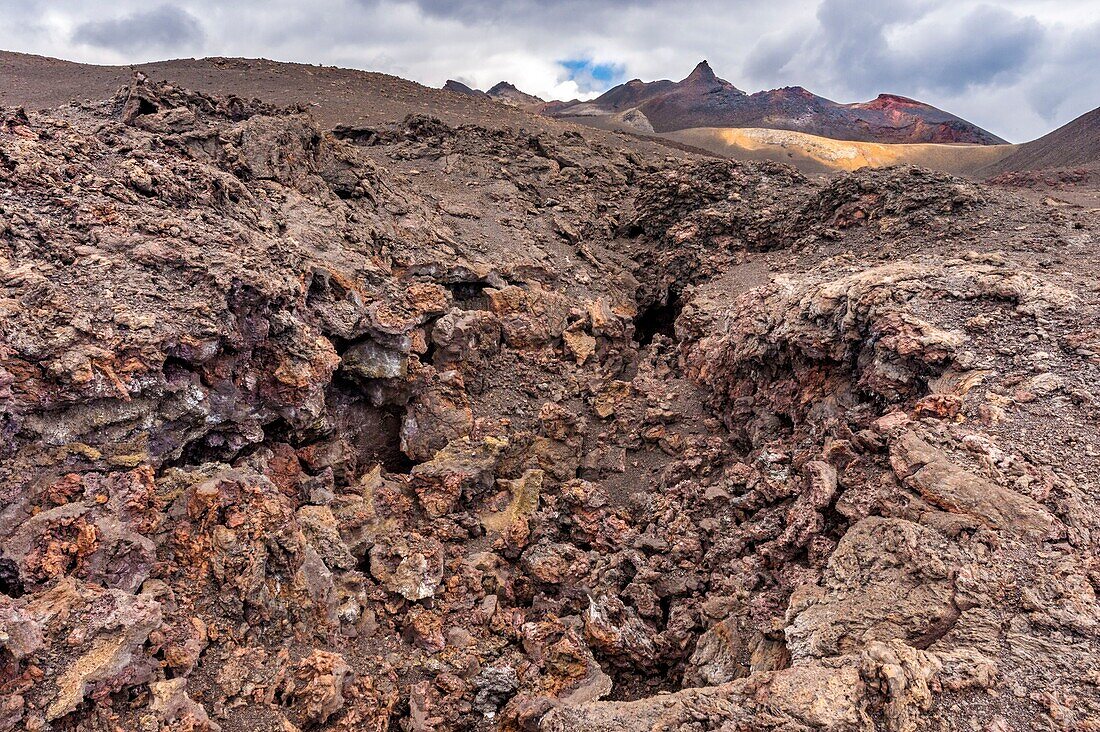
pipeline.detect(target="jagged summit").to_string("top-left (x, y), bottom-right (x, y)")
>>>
top-left (438, 78), bottom-right (545, 107)
top-left (854, 93), bottom-right (934, 111)
top-left (487, 82), bottom-right (543, 106)
top-left (683, 59), bottom-right (717, 83)
top-left (486, 81), bottom-right (520, 94)
top-left (681, 59), bottom-right (745, 94)
top-left (432, 59), bottom-right (1001, 146)
top-left (443, 79), bottom-right (487, 98)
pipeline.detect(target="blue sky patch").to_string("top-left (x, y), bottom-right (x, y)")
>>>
top-left (559, 58), bottom-right (625, 93)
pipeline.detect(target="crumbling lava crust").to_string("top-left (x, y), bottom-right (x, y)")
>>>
top-left (1, 75), bottom-right (1098, 732)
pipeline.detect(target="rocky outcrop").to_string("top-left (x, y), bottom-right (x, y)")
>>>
top-left (1, 73), bottom-right (1097, 732)
top-left (542, 663), bottom-right (867, 731)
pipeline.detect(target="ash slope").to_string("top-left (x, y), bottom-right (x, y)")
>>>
top-left (660, 126), bottom-right (1017, 174)
top-left (548, 60), bottom-right (1006, 145)
top-left (982, 104), bottom-right (1100, 174)
top-left (1, 74), bottom-right (1099, 732)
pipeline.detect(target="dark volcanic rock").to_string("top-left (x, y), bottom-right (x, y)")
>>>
top-left (441, 80), bottom-right (543, 108)
top-left (444, 79), bottom-right (489, 99)
top-left (486, 81), bottom-right (544, 107)
top-left (0, 66), bottom-right (1098, 732)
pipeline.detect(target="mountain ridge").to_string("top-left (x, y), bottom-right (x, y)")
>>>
top-left (546, 60), bottom-right (1006, 144)
top-left (448, 60), bottom-right (1006, 146)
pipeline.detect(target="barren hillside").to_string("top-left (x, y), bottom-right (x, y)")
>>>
top-left (982, 105), bottom-right (1100, 174)
top-left (0, 51), bottom-right (668, 152)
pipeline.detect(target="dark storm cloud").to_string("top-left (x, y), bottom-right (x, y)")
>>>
top-left (748, 0), bottom-right (1044, 98)
top-left (914, 6), bottom-right (1043, 93)
top-left (73, 5), bottom-right (205, 53)
top-left (1019, 18), bottom-right (1100, 125)
top-left (376, 0), bottom-right (665, 23)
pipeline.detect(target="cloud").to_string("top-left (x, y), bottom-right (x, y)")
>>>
top-left (749, 1), bottom-right (1044, 97)
top-left (373, 0), bottom-right (666, 26)
top-left (1010, 18), bottom-right (1100, 129)
top-left (903, 6), bottom-right (1044, 93)
top-left (72, 5), bottom-right (205, 54)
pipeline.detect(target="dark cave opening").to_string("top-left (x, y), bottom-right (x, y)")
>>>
top-left (323, 375), bottom-right (418, 476)
top-left (135, 98), bottom-right (159, 117)
top-left (633, 296), bottom-right (682, 346)
top-left (169, 429), bottom-right (253, 469)
top-left (378, 421), bottom-right (416, 474)
top-left (445, 280), bottom-right (492, 310)
top-left (0, 555), bottom-right (24, 598)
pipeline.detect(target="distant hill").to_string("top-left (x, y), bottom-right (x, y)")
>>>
top-left (442, 79), bottom-right (487, 99)
top-left (548, 60), bottom-right (1006, 145)
top-left (485, 82), bottom-right (542, 106)
top-left (982, 105), bottom-right (1100, 173)
top-left (440, 79), bottom-right (544, 107)
top-left (0, 51), bottom-right (573, 134)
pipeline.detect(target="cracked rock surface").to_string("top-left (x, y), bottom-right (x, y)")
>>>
top-left (1, 75), bottom-right (1098, 732)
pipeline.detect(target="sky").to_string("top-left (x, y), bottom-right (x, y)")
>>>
top-left (1, 0), bottom-right (1098, 142)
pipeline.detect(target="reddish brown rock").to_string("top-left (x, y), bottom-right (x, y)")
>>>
top-left (0, 68), bottom-right (1097, 732)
